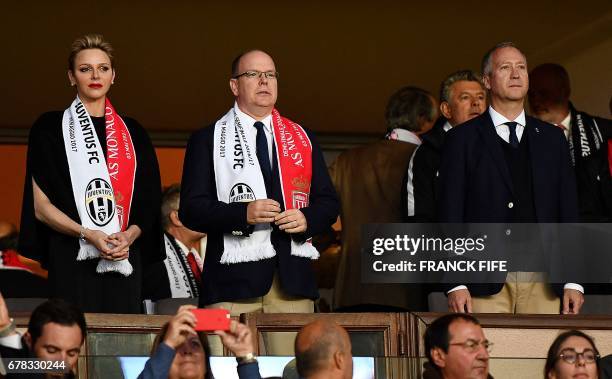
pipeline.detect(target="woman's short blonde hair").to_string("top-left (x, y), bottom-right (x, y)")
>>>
top-left (68, 34), bottom-right (114, 71)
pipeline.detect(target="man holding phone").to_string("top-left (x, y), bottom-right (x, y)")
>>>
top-left (179, 50), bottom-right (338, 354)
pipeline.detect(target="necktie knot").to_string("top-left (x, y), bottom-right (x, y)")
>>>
top-left (506, 122), bottom-right (519, 148)
top-left (254, 121), bottom-right (265, 132)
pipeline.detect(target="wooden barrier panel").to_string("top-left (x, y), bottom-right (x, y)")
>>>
top-left (11, 312), bottom-right (612, 379)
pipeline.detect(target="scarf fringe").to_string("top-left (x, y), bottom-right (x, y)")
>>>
top-left (220, 243), bottom-right (276, 264)
top-left (290, 241), bottom-right (320, 259)
top-left (76, 244), bottom-right (100, 261)
top-left (96, 259), bottom-right (133, 276)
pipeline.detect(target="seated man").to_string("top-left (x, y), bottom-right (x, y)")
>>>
top-left (161, 184), bottom-right (206, 298)
top-left (0, 291), bottom-right (86, 378)
top-left (294, 319), bottom-right (352, 379)
top-left (423, 313), bottom-right (492, 379)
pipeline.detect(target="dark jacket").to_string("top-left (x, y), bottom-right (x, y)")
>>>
top-left (180, 121), bottom-right (339, 305)
top-left (438, 111), bottom-right (579, 296)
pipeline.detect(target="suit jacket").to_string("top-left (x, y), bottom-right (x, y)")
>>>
top-left (438, 111), bottom-right (579, 296)
top-left (330, 139), bottom-right (426, 310)
top-left (179, 121), bottom-right (338, 306)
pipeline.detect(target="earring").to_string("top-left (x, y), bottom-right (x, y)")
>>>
top-left (70, 82), bottom-right (75, 86)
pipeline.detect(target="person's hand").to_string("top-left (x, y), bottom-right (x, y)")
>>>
top-left (107, 226), bottom-right (141, 255)
top-left (214, 320), bottom-right (255, 358)
top-left (83, 229), bottom-right (112, 256)
top-left (0, 292), bottom-right (11, 330)
top-left (448, 289), bottom-right (473, 313)
top-left (562, 289), bottom-right (584, 315)
top-left (274, 208), bottom-right (307, 233)
top-left (247, 199), bottom-right (281, 225)
top-left (101, 248), bottom-right (129, 262)
top-left (163, 305), bottom-right (198, 350)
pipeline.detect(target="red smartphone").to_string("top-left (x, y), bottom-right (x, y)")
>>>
top-left (190, 309), bottom-right (231, 332)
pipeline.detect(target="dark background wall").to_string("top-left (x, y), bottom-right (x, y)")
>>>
top-left (2, 1), bottom-right (611, 135)
top-left (1, 1), bottom-right (611, 226)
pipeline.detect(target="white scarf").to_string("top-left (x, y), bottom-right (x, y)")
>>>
top-left (163, 234), bottom-right (199, 298)
top-left (213, 107), bottom-right (319, 264)
top-left (62, 97), bottom-right (133, 276)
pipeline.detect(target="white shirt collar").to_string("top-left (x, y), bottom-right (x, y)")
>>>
top-left (234, 102), bottom-right (272, 133)
top-left (443, 121), bottom-right (452, 132)
top-left (488, 106), bottom-right (526, 127)
top-left (489, 106), bottom-right (526, 143)
top-left (388, 128), bottom-right (421, 145)
top-left (560, 112), bottom-right (571, 129)
top-left (174, 238), bottom-right (204, 270)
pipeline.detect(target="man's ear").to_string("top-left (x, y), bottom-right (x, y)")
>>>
top-left (169, 210), bottom-right (183, 228)
top-left (23, 332), bottom-right (33, 350)
top-left (440, 102), bottom-right (452, 120)
top-left (430, 347), bottom-right (447, 368)
top-left (333, 350), bottom-right (345, 370)
top-left (229, 78), bottom-right (239, 97)
top-left (483, 74), bottom-right (491, 90)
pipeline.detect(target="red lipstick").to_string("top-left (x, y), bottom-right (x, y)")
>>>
top-left (88, 83), bottom-right (103, 89)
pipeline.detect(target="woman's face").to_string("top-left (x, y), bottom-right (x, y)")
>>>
top-left (168, 334), bottom-right (206, 379)
top-left (68, 48), bottom-right (114, 103)
top-left (548, 336), bottom-right (599, 379)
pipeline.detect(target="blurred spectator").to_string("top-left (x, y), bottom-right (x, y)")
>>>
top-left (423, 313), bottom-right (492, 379)
top-left (529, 63), bottom-right (612, 222)
top-left (138, 305), bottom-right (261, 379)
top-left (330, 86), bottom-right (437, 311)
top-left (544, 330), bottom-right (600, 379)
top-left (0, 291), bottom-right (86, 378)
top-left (295, 319), bottom-right (353, 379)
top-left (0, 221), bottom-right (48, 298)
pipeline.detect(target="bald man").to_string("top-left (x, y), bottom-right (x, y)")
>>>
top-left (180, 50), bottom-right (338, 354)
top-left (295, 319), bottom-right (353, 379)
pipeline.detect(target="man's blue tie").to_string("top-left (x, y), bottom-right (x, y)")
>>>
top-left (506, 122), bottom-right (519, 148)
top-left (254, 121), bottom-right (272, 189)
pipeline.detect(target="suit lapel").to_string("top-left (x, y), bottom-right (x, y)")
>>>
top-left (478, 113), bottom-right (514, 195)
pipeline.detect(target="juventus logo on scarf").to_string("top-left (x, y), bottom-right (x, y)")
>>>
top-left (62, 97), bottom-right (136, 276)
top-left (213, 106), bottom-right (319, 264)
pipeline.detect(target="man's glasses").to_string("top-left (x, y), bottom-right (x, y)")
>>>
top-left (232, 70), bottom-right (279, 80)
top-left (449, 339), bottom-right (493, 353)
top-left (558, 348), bottom-right (599, 364)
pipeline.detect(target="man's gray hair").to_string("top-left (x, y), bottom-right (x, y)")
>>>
top-left (481, 41), bottom-right (526, 76)
top-left (439, 70), bottom-right (484, 103)
top-left (385, 86), bottom-right (436, 132)
top-left (161, 184), bottom-right (181, 230)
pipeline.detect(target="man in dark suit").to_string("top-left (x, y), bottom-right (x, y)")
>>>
top-left (405, 70), bottom-right (486, 222)
top-left (438, 42), bottom-right (584, 314)
top-left (179, 50), bottom-right (338, 354)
